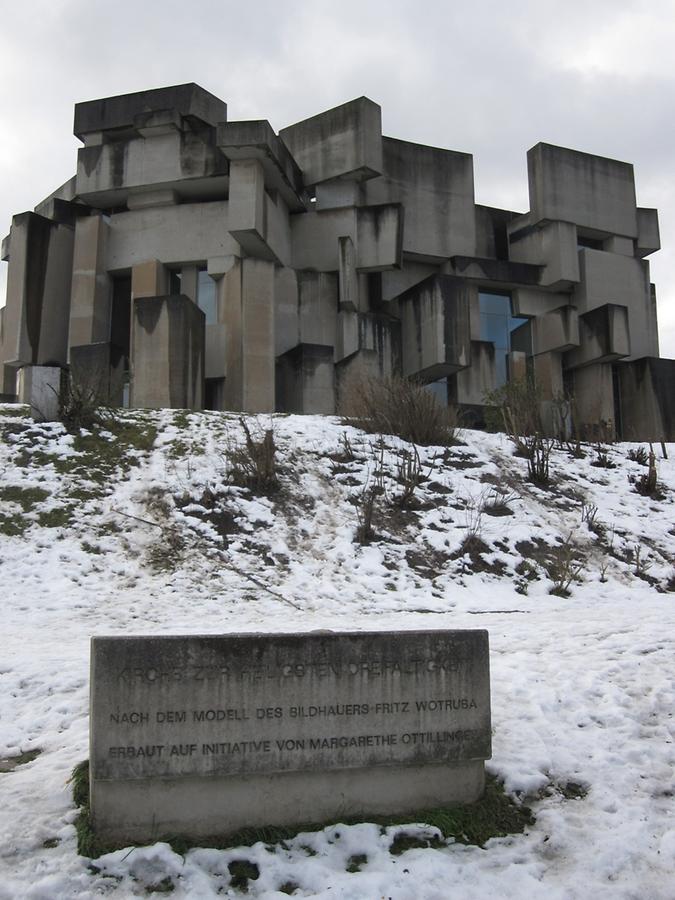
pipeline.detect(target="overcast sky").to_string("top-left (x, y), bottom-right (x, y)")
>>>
top-left (2, 0), bottom-right (674, 354)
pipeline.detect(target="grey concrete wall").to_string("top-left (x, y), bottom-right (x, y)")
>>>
top-left (276, 343), bottom-right (335, 414)
top-left (527, 143), bottom-right (638, 237)
top-left (570, 362), bottom-right (616, 438)
top-left (617, 357), bottom-right (675, 441)
top-left (131, 294), bottom-right (204, 409)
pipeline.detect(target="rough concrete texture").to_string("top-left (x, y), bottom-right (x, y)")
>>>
top-left (90, 630), bottom-right (491, 844)
top-left (2, 82), bottom-right (674, 437)
top-left (16, 365), bottom-right (61, 421)
top-left (131, 295), bottom-right (204, 409)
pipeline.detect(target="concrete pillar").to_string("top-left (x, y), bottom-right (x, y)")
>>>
top-left (338, 236), bottom-right (359, 311)
top-left (1, 212), bottom-right (73, 369)
top-left (229, 159), bottom-right (265, 237)
top-left (571, 362), bottom-right (615, 440)
top-left (222, 259), bottom-right (244, 411)
top-left (131, 295), bottom-right (204, 409)
top-left (69, 215), bottom-right (110, 349)
top-left (242, 258), bottom-right (275, 412)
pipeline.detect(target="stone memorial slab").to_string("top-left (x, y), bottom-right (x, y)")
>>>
top-left (90, 630), bottom-right (491, 844)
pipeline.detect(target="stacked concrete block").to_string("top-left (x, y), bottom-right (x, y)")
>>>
top-left (0, 83), bottom-right (672, 438)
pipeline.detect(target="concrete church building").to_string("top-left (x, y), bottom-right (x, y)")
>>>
top-left (1, 83), bottom-right (673, 439)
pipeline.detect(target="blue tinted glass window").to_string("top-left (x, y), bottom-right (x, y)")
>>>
top-left (479, 292), bottom-right (529, 387)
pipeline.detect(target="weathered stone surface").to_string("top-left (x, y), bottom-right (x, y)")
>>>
top-left (90, 630), bottom-right (491, 843)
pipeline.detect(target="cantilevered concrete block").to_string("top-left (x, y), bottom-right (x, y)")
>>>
top-left (508, 219), bottom-right (580, 288)
top-left (74, 84), bottom-right (227, 140)
top-left (131, 295), bottom-right (204, 409)
top-left (397, 275), bottom-right (472, 381)
top-left (217, 119), bottom-right (307, 211)
top-left (636, 208), bottom-right (660, 258)
top-left (280, 97), bottom-right (383, 187)
top-left (276, 343), bottom-right (335, 414)
top-left (531, 306), bottom-right (579, 355)
top-left (527, 143), bottom-right (638, 237)
top-left (565, 304), bottom-right (629, 369)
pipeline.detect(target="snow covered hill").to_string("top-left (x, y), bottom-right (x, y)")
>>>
top-left (1, 404), bottom-right (674, 899)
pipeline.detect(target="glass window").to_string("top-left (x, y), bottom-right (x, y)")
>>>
top-left (479, 292), bottom-right (529, 387)
top-left (197, 268), bottom-right (217, 325)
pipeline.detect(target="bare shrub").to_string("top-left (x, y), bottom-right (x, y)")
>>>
top-left (580, 501), bottom-right (599, 531)
top-left (58, 372), bottom-right (103, 433)
top-left (525, 434), bottom-right (553, 486)
top-left (228, 418), bottom-right (279, 493)
top-left (354, 484), bottom-right (379, 544)
top-left (482, 485), bottom-right (519, 515)
top-left (393, 445), bottom-right (429, 508)
top-left (339, 372), bottom-right (457, 446)
top-left (632, 542), bottom-right (654, 578)
top-left (628, 446), bottom-right (649, 466)
top-left (591, 445), bottom-right (616, 469)
top-left (547, 533), bottom-right (584, 597)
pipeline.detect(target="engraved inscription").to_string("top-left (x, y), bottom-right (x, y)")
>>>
top-left (91, 631), bottom-right (492, 781)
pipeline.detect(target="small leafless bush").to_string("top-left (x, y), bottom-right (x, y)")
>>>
top-left (628, 446), bottom-right (649, 466)
top-left (228, 418), bottom-right (279, 493)
top-left (631, 447), bottom-right (662, 498)
top-left (547, 533), bottom-right (584, 597)
top-left (525, 434), bottom-right (553, 486)
top-left (591, 445), bottom-right (616, 469)
top-left (354, 484), bottom-right (379, 545)
top-left (580, 501), bottom-right (599, 531)
top-left (339, 372), bottom-right (457, 446)
top-left (632, 542), bottom-right (654, 578)
top-left (393, 445), bottom-right (429, 508)
top-left (482, 485), bottom-right (519, 515)
top-left (58, 373), bottom-right (103, 433)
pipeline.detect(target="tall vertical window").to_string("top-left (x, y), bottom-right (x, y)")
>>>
top-left (197, 268), bottom-right (217, 325)
top-left (479, 292), bottom-right (529, 387)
